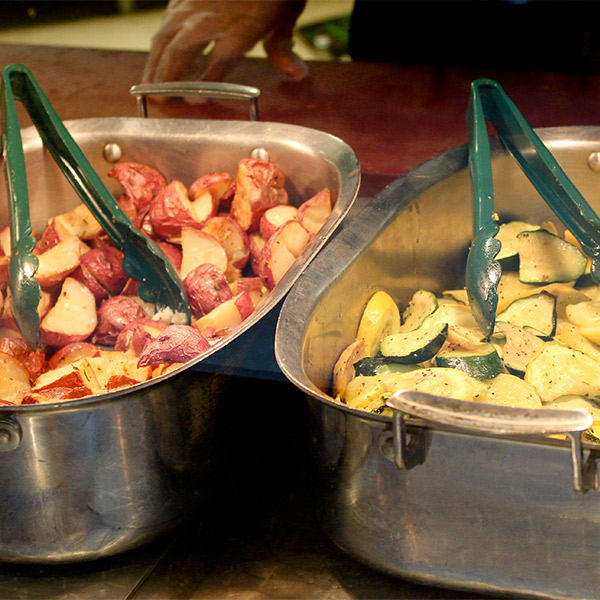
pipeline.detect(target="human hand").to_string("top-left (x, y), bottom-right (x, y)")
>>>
top-left (142, 0), bottom-right (309, 83)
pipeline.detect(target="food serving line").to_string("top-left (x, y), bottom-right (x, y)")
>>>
top-left (2, 43), bottom-right (600, 599)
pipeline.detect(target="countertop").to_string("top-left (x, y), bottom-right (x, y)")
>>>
top-left (1, 43), bottom-right (600, 599)
top-left (3, 43), bottom-right (600, 193)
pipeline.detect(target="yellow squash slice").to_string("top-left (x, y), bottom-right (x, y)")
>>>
top-left (356, 291), bottom-right (401, 357)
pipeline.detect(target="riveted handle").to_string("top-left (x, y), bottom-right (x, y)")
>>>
top-left (0, 418), bottom-right (21, 452)
top-left (129, 82), bottom-right (260, 121)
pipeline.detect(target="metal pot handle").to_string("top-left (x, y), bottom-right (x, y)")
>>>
top-left (129, 82), bottom-right (260, 120)
top-left (386, 390), bottom-right (598, 493)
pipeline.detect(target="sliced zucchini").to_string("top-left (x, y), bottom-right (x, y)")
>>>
top-left (496, 291), bottom-right (557, 337)
top-left (564, 228), bottom-right (592, 275)
top-left (441, 289), bottom-right (468, 305)
top-left (434, 342), bottom-right (504, 380)
top-left (517, 229), bottom-right (587, 284)
top-left (436, 297), bottom-right (460, 307)
top-left (543, 395), bottom-right (600, 439)
top-left (524, 342), bottom-right (600, 402)
top-left (384, 367), bottom-right (488, 402)
top-left (380, 322), bottom-right (448, 364)
top-left (496, 220), bottom-right (541, 262)
top-left (420, 303), bottom-right (480, 331)
top-left (343, 367), bottom-right (488, 411)
top-left (492, 321), bottom-right (545, 377)
top-left (479, 373), bottom-right (542, 408)
top-left (495, 281), bottom-right (581, 317)
top-left (353, 356), bottom-right (419, 377)
top-left (332, 339), bottom-right (366, 397)
top-left (356, 291), bottom-right (401, 357)
top-left (446, 325), bottom-right (487, 351)
top-left (399, 290), bottom-right (438, 332)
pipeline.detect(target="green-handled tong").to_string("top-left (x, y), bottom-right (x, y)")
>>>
top-left (466, 78), bottom-right (600, 339)
top-left (1, 64), bottom-right (190, 349)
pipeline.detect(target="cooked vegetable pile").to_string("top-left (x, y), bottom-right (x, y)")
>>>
top-left (332, 219), bottom-right (600, 440)
top-left (0, 159), bottom-right (332, 404)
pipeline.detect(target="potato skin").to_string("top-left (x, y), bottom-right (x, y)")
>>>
top-left (114, 317), bottom-right (168, 355)
top-left (230, 159), bottom-right (288, 232)
top-left (149, 180), bottom-right (200, 240)
top-left (156, 241), bottom-right (183, 271)
top-left (46, 341), bottom-right (101, 371)
top-left (184, 263), bottom-right (233, 318)
top-left (189, 172), bottom-right (232, 202)
top-left (80, 246), bottom-right (127, 296)
top-left (138, 325), bottom-right (210, 366)
top-left (94, 296), bottom-right (148, 345)
top-left (109, 162), bottom-right (166, 210)
top-left (34, 219), bottom-right (63, 254)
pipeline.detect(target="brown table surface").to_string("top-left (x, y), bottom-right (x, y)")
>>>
top-left (3, 43), bottom-right (600, 194)
top-left (1, 43), bottom-right (599, 600)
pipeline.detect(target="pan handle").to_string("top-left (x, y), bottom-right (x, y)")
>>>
top-left (386, 390), bottom-right (599, 493)
top-left (129, 82), bottom-right (260, 121)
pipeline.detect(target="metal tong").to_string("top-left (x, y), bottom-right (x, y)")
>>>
top-left (1, 64), bottom-right (190, 349)
top-left (466, 78), bottom-right (600, 338)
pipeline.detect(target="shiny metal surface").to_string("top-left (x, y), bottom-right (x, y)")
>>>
top-left (129, 82), bottom-right (261, 121)
top-left (0, 378), bottom-right (490, 600)
top-left (0, 115), bottom-right (359, 563)
top-left (275, 126), bottom-right (600, 599)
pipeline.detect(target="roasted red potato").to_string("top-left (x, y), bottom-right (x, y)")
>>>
top-left (184, 263), bottom-right (233, 318)
top-left (230, 158), bottom-right (288, 231)
top-left (189, 172), bottom-right (233, 203)
top-left (114, 317), bottom-right (168, 356)
top-left (296, 188), bottom-right (332, 235)
top-left (109, 162), bottom-right (166, 210)
top-left (46, 341), bottom-right (102, 371)
top-left (79, 245), bottom-right (127, 296)
top-left (259, 220), bottom-right (311, 290)
top-left (0, 154), bottom-right (334, 405)
top-left (40, 277), bottom-right (98, 348)
top-left (34, 236), bottom-right (90, 289)
top-left (93, 295), bottom-right (148, 346)
top-left (0, 337), bottom-right (46, 381)
top-left (202, 215), bottom-right (250, 271)
top-left (138, 324), bottom-right (211, 366)
top-left (149, 180), bottom-right (203, 240)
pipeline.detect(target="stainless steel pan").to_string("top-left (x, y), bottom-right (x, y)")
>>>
top-left (276, 126), bottom-right (600, 600)
top-left (0, 83), bottom-right (360, 563)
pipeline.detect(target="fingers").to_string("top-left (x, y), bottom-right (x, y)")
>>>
top-left (263, 15), bottom-right (308, 81)
top-left (143, 0), bottom-right (212, 82)
top-left (143, 0), bottom-right (310, 84)
top-left (198, 19), bottom-right (268, 81)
